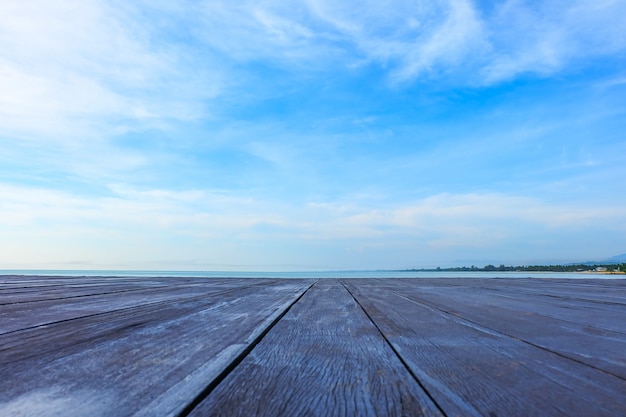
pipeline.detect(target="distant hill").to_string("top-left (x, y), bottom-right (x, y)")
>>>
top-left (604, 253), bottom-right (626, 263)
top-left (578, 253), bottom-right (626, 266)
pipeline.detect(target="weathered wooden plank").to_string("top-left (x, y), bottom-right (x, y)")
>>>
top-left (501, 278), bottom-right (626, 306)
top-left (343, 278), bottom-right (626, 417)
top-left (0, 278), bottom-right (276, 335)
top-left (366, 277), bottom-right (626, 334)
top-left (438, 285), bottom-right (626, 334)
top-left (0, 275), bottom-right (159, 293)
top-left (188, 280), bottom-right (443, 417)
top-left (0, 278), bottom-right (313, 417)
top-left (2, 276), bottom-right (624, 417)
top-left (0, 276), bottom-right (257, 304)
top-left (383, 278), bottom-right (626, 378)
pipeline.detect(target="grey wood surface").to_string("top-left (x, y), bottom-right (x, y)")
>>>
top-left (0, 276), bottom-right (313, 417)
top-left (188, 280), bottom-right (443, 417)
top-left (372, 278), bottom-right (626, 379)
top-left (1, 275), bottom-right (624, 416)
top-left (343, 278), bottom-right (626, 417)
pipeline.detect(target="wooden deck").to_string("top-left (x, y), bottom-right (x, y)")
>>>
top-left (1, 276), bottom-right (624, 416)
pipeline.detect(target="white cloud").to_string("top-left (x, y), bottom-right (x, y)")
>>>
top-left (0, 0), bottom-right (221, 142)
top-left (303, 192), bottom-right (626, 248)
top-left (190, 0), bottom-right (626, 85)
top-left (2, 0), bottom-right (624, 147)
top-left (3, 182), bottom-right (623, 239)
top-left (0, 182), bottom-right (275, 235)
top-left (301, 0), bottom-right (488, 82)
top-left (195, 0), bottom-right (624, 84)
top-left (1, 182), bottom-right (624, 269)
top-left (183, 0), bottom-right (488, 81)
top-left (482, 0), bottom-right (626, 83)
top-left (1, 1), bottom-right (624, 271)
top-left (193, 1), bottom-right (328, 65)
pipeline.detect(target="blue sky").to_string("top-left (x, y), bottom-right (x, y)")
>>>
top-left (1, 0), bottom-right (625, 271)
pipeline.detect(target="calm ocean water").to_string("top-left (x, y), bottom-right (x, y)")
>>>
top-left (0, 269), bottom-right (621, 279)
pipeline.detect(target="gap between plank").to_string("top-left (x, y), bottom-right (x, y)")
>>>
top-left (0, 280), bottom-right (280, 337)
top-left (338, 279), bottom-right (449, 417)
top-left (0, 286), bottom-right (163, 306)
top-left (391, 289), bottom-right (626, 383)
top-left (176, 280), bottom-right (318, 417)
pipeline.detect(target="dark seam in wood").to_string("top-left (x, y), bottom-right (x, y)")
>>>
top-left (338, 279), bottom-right (449, 417)
top-left (176, 280), bottom-right (318, 417)
top-left (414, 289), bottom-right (626, 337)
top-left (533, 293), bottom-right (626, 307)
top-left (0, 281), bottom-right (276, 337)
top-left (0, 287), bottom-right (165, 306)
top-left (391, 290), bottom-right (626, 382)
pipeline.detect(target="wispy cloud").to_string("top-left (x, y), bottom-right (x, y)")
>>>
top-left (1, 1), bottom-right (625, 270)
top-left (190, 0), bottom-right (489, 81)
top-left (0, 0), bottom-right (221, 142)
top-left (307, 193), bottom-right (626, 240)
top-left (3, 0), bottom-right (625, 145)
top-left (302, 0), bottom-right (488, 83)
top-left (481, 0), bottom-right (626, 83)
top-left (191, 0), bottom-right (626, 85)
top-left (2, 182), bottom-right (624, 268)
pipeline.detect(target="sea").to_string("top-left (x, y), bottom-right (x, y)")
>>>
top-left (0, 269), bottom-right (622, 279)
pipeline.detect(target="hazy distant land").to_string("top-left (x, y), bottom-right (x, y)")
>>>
top-left (408, 262), bottom-right (626, 274)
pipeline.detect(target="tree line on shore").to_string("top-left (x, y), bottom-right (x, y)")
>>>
top-left (410, 263), bottom-right (626, 273)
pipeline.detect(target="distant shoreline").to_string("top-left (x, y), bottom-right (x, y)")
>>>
top-left (403, 270), bottom-right (626, 275)
top-left (403, 263), bottom-right (626, 274)
top-left (1, 269), bottom-right (625, 280)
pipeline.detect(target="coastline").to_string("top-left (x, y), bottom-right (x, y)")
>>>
top-left (1, 269), bottom-right (625, 279)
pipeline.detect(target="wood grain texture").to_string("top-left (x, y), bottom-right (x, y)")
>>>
top-left (0, 277), bottom-right (274, 335)
top-left (343, 278), bottom-right (626, 417)
top-left (188, 280), bottom-right (443, 417)
top-left (1, 276), bottom-right (624, 417)
top-left (378, 278), bottom-right (626, 379)
top-left (0, 276), bottom-right (313, 417)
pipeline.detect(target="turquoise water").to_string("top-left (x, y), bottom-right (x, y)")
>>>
top-left (0, 269), bottom-right (621, 279)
